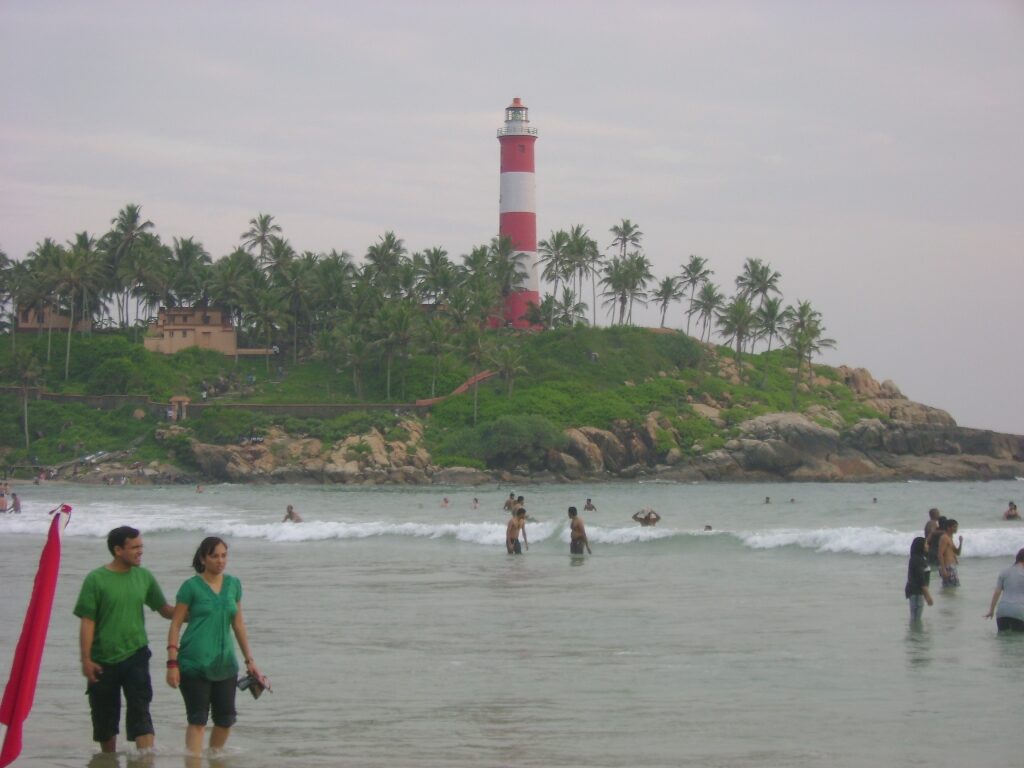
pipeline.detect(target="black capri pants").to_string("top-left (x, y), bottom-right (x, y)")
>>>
top-left (178, 674), bottom-right (237, 728)
top-left (86, 646), bottom-right (154, 743)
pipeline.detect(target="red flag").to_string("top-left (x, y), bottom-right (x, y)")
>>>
top-left (0, 505), bottom-right (71, 768)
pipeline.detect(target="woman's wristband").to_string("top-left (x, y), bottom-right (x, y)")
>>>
top-left (166, 660), bottom-right (179, 669)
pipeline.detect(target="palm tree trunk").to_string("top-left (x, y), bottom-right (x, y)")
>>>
top-left (22, 387), bottom-right (30, 450)
top-left (64, 295), bottom-right (75, 381)
top-left (591, 276), bottom-right (597, 327)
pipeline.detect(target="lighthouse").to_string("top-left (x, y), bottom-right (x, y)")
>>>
top-left (497, 97), bottom-right (539, 327)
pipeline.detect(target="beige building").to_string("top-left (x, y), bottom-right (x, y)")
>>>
top-left (17, 305), bottom-right (93, 333)
top-left (144, 307), bottom-right (239, 355)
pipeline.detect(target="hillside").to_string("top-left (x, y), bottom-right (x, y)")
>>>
top-left (1, 327), bottom-right (1021, 483)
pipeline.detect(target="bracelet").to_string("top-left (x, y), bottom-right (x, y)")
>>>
top-left (166, 660), bottom-right (179, 669)
top-left (167, 644), bottom-right (178, 651)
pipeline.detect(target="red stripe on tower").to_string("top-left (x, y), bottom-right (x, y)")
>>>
top-left (497, 97), bottom-right (539, 328)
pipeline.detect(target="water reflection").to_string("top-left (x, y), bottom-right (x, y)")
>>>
top-left (904, 623), bottom-right (933, 669)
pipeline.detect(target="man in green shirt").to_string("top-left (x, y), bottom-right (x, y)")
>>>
top-left (73, 526), bottom-right (173, 753)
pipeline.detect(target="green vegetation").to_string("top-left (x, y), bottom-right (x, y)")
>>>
top-left (0, 207), bottom-right (878, 474)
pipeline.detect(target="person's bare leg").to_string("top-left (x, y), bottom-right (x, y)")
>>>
top-left (99, 736), bottom-right (117, 753)
top-left (185, 724), bottom-right (205, 756)
top-left (209, 725), bottom-right (231, 750)
top-left (135, 734), bottom-right (154, 750)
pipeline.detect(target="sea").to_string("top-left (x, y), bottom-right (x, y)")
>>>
top-left (1, 479), bottom-right (1022, 768)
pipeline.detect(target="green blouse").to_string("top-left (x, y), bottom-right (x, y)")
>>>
top-left (176, 573), bottom-right (242, 681)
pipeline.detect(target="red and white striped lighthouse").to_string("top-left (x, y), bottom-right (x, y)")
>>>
top-left (497, 97), bottom-right (539, 327)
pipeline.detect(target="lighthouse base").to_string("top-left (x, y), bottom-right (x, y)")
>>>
top-left (501, 290), bottom-right (540, 329)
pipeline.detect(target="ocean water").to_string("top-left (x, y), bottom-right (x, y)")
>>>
top-left (1, 480), bottom-right (1022, 768)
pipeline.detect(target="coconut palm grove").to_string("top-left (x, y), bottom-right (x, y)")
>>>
top-left (0, 204), bottom-right (851, 473)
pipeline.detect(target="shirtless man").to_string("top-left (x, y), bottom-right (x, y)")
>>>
top-left (632, 508), bottom-right (661, 527)
top-left (924, 508), bottom-right (941, 538)
top-left (282, 504), bottom-right (303, 523)
top-left (938, 518), bottom-right (963, 587)
top-left (583, 498), bottom-right (596, 511)
top-left (503, 493), bottom-right (516, 512)
top-left (506, 509), bottom-right (528, 554)
top-left (1004, 502), bottom-right (1020, 520)
top-left (568, 506), bottom-right (591, 555)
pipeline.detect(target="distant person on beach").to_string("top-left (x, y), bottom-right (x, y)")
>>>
top-left (1003, 502), bottom-right (1020, 520)
top-left (166, 537), bottom-right (265, 758)
top-left (568, 506), bottom-right (592, 555)
top-left (924, 508), bottom-right (941, 538)
top-left (196, 485), bottom-right (204, 494)
top-left (503, 493), bottom-right (515, 512)
top-left (938, 519), bottom-right (963, 587)
top-left (584, 498), bottom-right (596, 511)
top-left (905, 537), bottom-right (934, 622)
top-left (632, 508), bottom-right (661, 526)
top-left (472, 497), bottom-right (479, 510)
top-left (11, 492), bottom-right (21, 513)
top-left (506, 509), bottom-right (528, 554)
top-left (73, 526), bottom-right (174, 753)
top-left (441, 497), bottom-right (450, 508)
top-left (703, 525), bottom-right (713, 532)
top-left (984, 547), bottom-right (1024, 633)
top-left (765, 496), bottom-right (771, 504)
top-left (282, 505), bottom-right (303, 523)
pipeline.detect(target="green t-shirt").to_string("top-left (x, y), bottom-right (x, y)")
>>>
top-left (73, 566), bottom-right (167, 664)
top-left (176, 574), bottom-right (242, 681)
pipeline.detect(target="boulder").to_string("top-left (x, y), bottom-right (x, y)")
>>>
top-left (563, 428), bottom-right (605, 473)
top-left (432, 467), bottom-right (492, 485)
top-left (579, 427), bottom-right (627, 472)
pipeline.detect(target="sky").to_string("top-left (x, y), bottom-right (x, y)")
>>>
top-left (2, 1), bottom-right (1022, 434)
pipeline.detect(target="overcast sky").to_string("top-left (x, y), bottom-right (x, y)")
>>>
top-left (2, 1), bottom-right (1022, 434)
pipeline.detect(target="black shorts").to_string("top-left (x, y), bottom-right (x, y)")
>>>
top-left (179, 673), bottom-right (237, 728)
top-left (996, 616), bottom-right (1024, 633)
top-left (570, 540), bottom-right (585, 555)
top-left (86, 646), bottom-right (153, 743)
top-left (508, 540), bottom-right (522, 555)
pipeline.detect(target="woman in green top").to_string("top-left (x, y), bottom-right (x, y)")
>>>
top-left (166, 537), bottom-right (262, 757)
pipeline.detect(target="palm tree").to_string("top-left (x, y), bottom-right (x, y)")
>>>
top-left (600, 256), bottom-right (630, 325)
top-left (419, 315), bottom-right (452, 397)
top-left (690, 282), bottom-right (725, 343)
top-left (783, 300), bottom-right (836, 406)
top-left (244, 282), bottom-right (286, 373)
top-left (335, 318), bottom-right (373, 399)
top-left (365, 231), bottom-right (407, 291)
top-left (566, 225), bottom-right (603, 326)
top-left (489, 344), bottom-right (527, 398)
top-left (652, 275), bottom-right (683, 328)
top-left (274, 255), bottom-right (317, 364)
top-left (553, 287), bottom-right (587, 327)
top-left (623, 251), bottom-right (653, 325)
top-left (716, 295), bottom-right (757, 373)
top-left (29, 238), bottom-right (65, 363)
top-left (537, 229), bottom-right (571, 306)
top-left (679, 255), bottom-right (713, 336)
top-left (754, 296), bottom-right (791, 386)
top-left (459, 325), bottom-right (491, 425)
top-left (609, 218), bottom-right (643, 259)
top-left (373, 300), bottom-right (416, 400)
top-left (108, 204), bottom-right (154, 326)
top-left (50, 245), bottom-right (101, 380)
top-left (7, 349), bottom-right (43, 449)
top-left (488, 235), bottom-right (528, 299)
top-left (240, 213), bottom-right (282, 265)
top-left (414, 247), bottom-right (453, 306)
top-left (170, 236), bottom-right (212, 306)
top-left (735, 258), bottom-right (782, 309)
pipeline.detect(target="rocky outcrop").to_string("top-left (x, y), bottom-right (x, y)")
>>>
top-left (74, 368), bottom-right (1024, 486)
